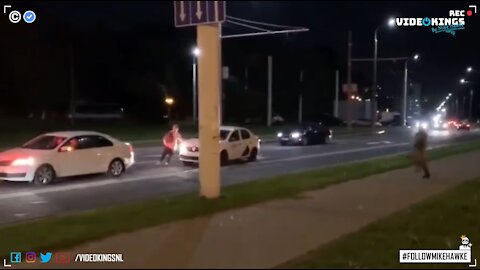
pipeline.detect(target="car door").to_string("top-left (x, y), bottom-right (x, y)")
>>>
top-left (227, 130), bottom-right (243, 159)
top-left (313, 123), bottom-right (325, 142)
top-left (86, 135), bottom-right (116, 173)
top-left (303, 123), bottom-right (315, 143)
top-left (239, 129), bottom-right (253, 157)
top-left (56, 136), bottom-right (97, 177)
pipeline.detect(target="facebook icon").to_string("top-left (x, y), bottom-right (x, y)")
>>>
top-left (10, 252), bottom-right (21, 264)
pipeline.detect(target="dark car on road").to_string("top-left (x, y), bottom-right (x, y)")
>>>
top-left (277, 122), bottom-right (332, 146)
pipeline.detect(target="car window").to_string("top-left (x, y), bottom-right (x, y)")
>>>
top-left (63, 136), bottom-right (98, 150)
top-left (22, 135), bottom-right (67, 150)
top-left (89, 136), bottom-right (114, 148)
top-left (229, 130), bottom-right (240, 142)
top-left (220, 129), bottom-right (231, 140)
top-left (240, 129), bottom-right (250, 140)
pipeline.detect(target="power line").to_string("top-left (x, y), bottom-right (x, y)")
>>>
top-left (225, 20), bottom-right (270, 32)
top-left (226, 15), bottom-right (303, 30)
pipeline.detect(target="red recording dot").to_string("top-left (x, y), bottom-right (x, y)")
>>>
top-left (467, 10), bottom-right (473, 16)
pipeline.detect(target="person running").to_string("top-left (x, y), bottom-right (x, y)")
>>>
top-left (411, 127), bottom-right (430, 179)
top-left (159, 124), bottom-right (182, 165)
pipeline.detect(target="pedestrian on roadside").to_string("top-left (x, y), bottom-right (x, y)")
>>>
top-left (411, 127), bottom-right (430, 179)
top-left (159, 124), bottom-right (182, 165)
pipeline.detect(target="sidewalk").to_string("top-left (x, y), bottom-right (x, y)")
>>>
top-left (23, 150), bottom-right (480, 269)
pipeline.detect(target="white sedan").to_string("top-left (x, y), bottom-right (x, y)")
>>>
top-left (0, 131), bottom-right (135, 185)
top-left (179, 126), bottom-right (260, 165)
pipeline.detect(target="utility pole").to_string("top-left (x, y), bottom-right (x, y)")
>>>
top-left (298, 70), bottom-right (303, 123)
top-left (470, 89), bottom-right (474, 120)
top-left (192, 59), bottom-right (197, 123)
top-left (334, 70), bottom-right (339, 117)
top-left (267, 56), bottom-right (273, 126)
top-left (347, 30), bottom-right (352, 131)
top-left (371, 28), bottom-right (378, 128)
top-left (455, 97), bottom-right (459, 116)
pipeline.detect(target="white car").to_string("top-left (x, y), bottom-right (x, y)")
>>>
top-left (179, 126), bottom-right (260, 165)
top-left (0, 131), bottom-right (135, 185)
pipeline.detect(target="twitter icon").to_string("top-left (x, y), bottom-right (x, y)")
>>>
top-left (40, 252), bottom-right (52, 263)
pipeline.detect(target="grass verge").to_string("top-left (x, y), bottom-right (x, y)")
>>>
top-left (279, 177), bottom-right (480, 269)
top-left (1, 139), bottom-right (480, 258)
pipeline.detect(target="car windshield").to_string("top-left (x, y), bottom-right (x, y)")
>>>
top-left (22, 135), bottom-right (67, 150)
top-left (220, 129), bottom-right (231, 140)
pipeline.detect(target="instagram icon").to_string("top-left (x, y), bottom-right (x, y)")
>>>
top-left (25, 252), bottom-right (36, 263)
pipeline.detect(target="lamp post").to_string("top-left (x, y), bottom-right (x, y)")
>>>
top-left (192, 47), bottom-right (200, 123)
top-left (402, 54), bottom-right (419, 126)
top-left (461, 77), bottom-right (476, 120)
top-left (371, 18), bottom-right (396, 127)
top-left (165, 97), bottom-right (174, 120)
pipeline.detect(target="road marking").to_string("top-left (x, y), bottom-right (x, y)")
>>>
top-left (31, 200), bottom-right (47, 204)
top-left (0, 169), bottom-right (198, 200)
top-left (367, 140), bottom-right (393, 145)
top-left (14, 213), bottom-right (28, 217)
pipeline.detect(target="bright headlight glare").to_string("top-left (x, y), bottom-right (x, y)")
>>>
top-left (291, 132), bottom-right (301, 138)
top-left (277, 132), bottom-right (283, 138)
top-left (11, 157), bottom-right (35, 166)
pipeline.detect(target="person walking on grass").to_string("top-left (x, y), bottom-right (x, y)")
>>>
top-left (159, 124), bottom-right (182, 165)
top-left (411, 127), bottom-right (430, 179)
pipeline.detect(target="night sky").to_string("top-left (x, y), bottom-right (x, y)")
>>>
top-left (2, 1), bottom-right (480, 120)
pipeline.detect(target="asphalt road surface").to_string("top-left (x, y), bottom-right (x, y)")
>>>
top-left (0, 128), bottom-right (479, 226)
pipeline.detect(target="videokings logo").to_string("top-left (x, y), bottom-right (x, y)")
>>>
top-left (395, 5), bottom-right (477, 36)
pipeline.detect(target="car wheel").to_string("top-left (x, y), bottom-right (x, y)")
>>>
top-left (108, 159), bottom-right (125, 177)
top-left (220, 150), bottom-right (229, 166)
top-left (248, 148), bottom-right (258, 162)
top-left (33, 165), bottom-right (55, 185)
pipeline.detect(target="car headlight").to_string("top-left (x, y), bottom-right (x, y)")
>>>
top-left (277, 132), bottom-right (283, 138)
top-left (291, 132), bottom-right (301, 138)
top-left (415, 121), bottom-right (420, 128)
top-left (442, 123), bottom-right (448, 128)
top-left (421, 122), bottom-right (428, 129)
top-left (179, 143), bottom-right (187, 153)
top-left (11, 157), bottom-right (35, 166)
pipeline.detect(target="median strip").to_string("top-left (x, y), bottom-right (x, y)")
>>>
top-left (1, 139), bottom-right (480, 258)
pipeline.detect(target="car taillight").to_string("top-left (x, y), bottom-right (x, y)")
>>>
top-left (126, 143), bottom-right (134, 153)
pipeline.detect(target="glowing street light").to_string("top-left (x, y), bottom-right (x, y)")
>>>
top-left (467, 66), bottom-right (473, 73)
top-left (192, 47), bottom-right (201, 57)
top-left (413, 54), bottom-right (420, 60)
top-left (460, 78), bottom-right (466, 84)
top-left (388, 18), bottom-right (396, 27)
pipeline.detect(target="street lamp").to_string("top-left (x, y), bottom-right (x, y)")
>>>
top-left (467, 66), bottom-right (473, 73)
top-left (460, 78), bottom-right (466, 84)
top-left (402, 53), bottom-right (420, 126)
top-left (165, 97), bottom-right (174, 120)
top-left (371, 17), bottom-right (396, 127)
top-left (192, 46), bottom-right (200, 123)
